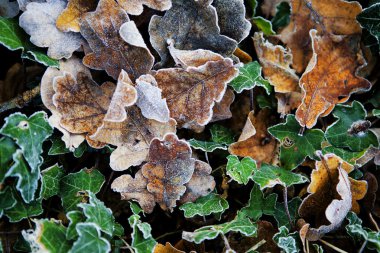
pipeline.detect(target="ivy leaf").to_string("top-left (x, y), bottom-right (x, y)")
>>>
top-left (273, 226), bottom-right (300, 253)
top-left (41, 164), bottom-right (64, 199)
top-left (226, 155), bottom-right (256, 185)
top-left (240, 184), bottom-right (277, 220)
top-left (0, 137), bottom-right (17, 183)
top-left (66, 210), bottom-right (85, 240)
top-left (22, 219), bottom-right (71, 253)
top-left (229, 61), bottom-right (272, 94)
top-left (182, 213), bottom-right (257, 244)
top-left (0, 17), bottom-right (59, 67)
top-left (0, 111), bottom-right (53, 172)
top-left (188, 139), bottom-right (226, 153)
top-left (346, 212), bottom-right (380, 251)
top-left (70, 223), bottom-right (111, 253)
top-left (252, 17), bottom-right (276, 35)
top-left (252, 164), bottom-right (308, 190)
top-left (322, 146), bottom-right (365, 165)
top-left (128, 213), bottom-right (157, 253)
top-left (325, 101), bottom-right (379, 152)
top-left (60, 168), bottom-right (105, 211)
top-left (179, 193), bottom-right (229, 218)
top-left (357, 3), bottom-right (380, 50)
top-left (48, 137), bottom-right (87, 158)
top-left (268, 114), bottom-right (325, 170)
top-left (0, 187), bottom-right (16, 217)
top-left (78, 191), bottom-right (115, 236)
top-left (210, 125), bottom-right (234, 145)
top-left (274, 197), bottom-right (302, 230)
top-left (271, 2), bottom-right (291, 31)
top-left (373, 109), bottom-right (380, 117)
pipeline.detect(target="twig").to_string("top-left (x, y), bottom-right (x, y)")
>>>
top-left (283, 186), bottom-right (295, 230)
top-left (0, 85), bottom-right (40, 114)
top-left (154, 230), bottom-right (181, 241)
top-left (245, 239), bottom-right (266, 252)
top-left (101, 171), bottom-right (115, 198)
top-left (369, 212), bottom-right (380, 231)
top-left (118, 237), bottom-right (134, 253)
top-left (319, 239), bottom-right (348, 253)
top-left (358, 240), bottom-right (367, 253)
top-left (220, 232), bottom-right (232, 252)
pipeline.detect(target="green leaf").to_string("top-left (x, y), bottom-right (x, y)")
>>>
top-left (373, 109), bottom-right (380, 117)
top-left (252, 164), bottom-right (308, 190)
top-left (322, 146), bottom-right (365, 165)
top-left (60, 168), bottom-right (105, 211)
top-left (268, 115), bottom-right (325, 170)
top-left (22, 219), bottom-right (71, 253)
top-left (325, 101), bottom-right (379, 152)
top-left (113, 223), bottom-right (125, 237)
top-left (229, 61), bottom-right (272, 94)
top-left (0, 137), bottom-right (17, 182)
top-left (357, 3), bottom-right (380, 50)
top-left (188, 139), bottom-right (226, 152)
top-left (210, 125), bottom-right (234, 144)
top-left (226, 155), bottom-right (257, 185)
top-left (130, 201), bottom-right (143, 215)
top-left (0, 187), bottom-right (16, 217)
top-left (0, 111), bottom-right (53, 172)
top-left (252, 17), bottom-right (276, 35)
top-left (346, 212), bottom-right (380, 251)
top-left (271, 2), bottom-right (291, 31)
top-left (313, 244), bottom-right (324, 253)
top-left (70, 223), bottom-right (111, 253)
top-left (180, 193), bottom-right (229, 218)
top-left (6, 150), bottom-right (39, 203)
top-left (48, 137), bottom-right (87, 158)
top-left (128, 214), bottom-right (157, 253)
top-left (4, 187), bottom-right (43, 222)
top-left (182, 213), bottom-right (257, 244)
top-left (274, 197), bottom-right (302, 230)
top-left (0, 17), bottom-right (59, 67)
top-left (240, 184), bottom-right (277, 220)
top-left (273, 226), bottom-right (300, 253)
top-left (41, 164), bottom-right (65, 199)
top-left (66, 210), bottom-right (85, 240)
top-left (78, 191), bottom-right (115, 236)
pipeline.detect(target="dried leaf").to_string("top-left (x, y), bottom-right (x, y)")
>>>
top-left (211, 88), bottom-right (235, 122)
top-left (276, 92), bottom-right (302, 116)
top-left (154, 242), bottom-right (184, 253)
top-left (295, 30), bottom-right (371, 128)
top-left (0, 0), bottom-right (19, 18)
top-left (56, 0), bottom-right (97, 32)
top-left (80, 0), bottom-right (154, 80)
top-left (117, 0), bottom-right (172, 15)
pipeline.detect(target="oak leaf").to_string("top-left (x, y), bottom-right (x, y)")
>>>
top-left (211, 88), bottom-right (235, 123)
top-left (116, 0), bottom-right (172, 15)
top-left (295, 30), bottom-right (372, 128)
top-left (154, 242), bottom-right (184, 253)
top-left (80, 0), bottom-right (154, 80)
top-left (56, 0), bottom-right (97, 32)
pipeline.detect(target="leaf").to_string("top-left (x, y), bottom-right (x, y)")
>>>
top-left (373, 109), bottom-right (380, 117)
top-left (274, 197), bottom-right (302, 230)
top-left (0, 187), bottom-right (16, 217)
top-left (56, 0), bottom-right (97, 32)
top-left (268, 114), bottom-right (325, 170)
top-left (210, 125), bottom-right (235, 144)
top-left (0, 0), bottom-right (19, 18)
top-left (295, 31), bottom-right (372, 128)
top-left (179, 193), bottom-right (229, 218)
top-left (154, 242), bottom-right (185, 253)
top-left (70, 223), bottom-right (111, 253)
top-left (80, 0), bottom-right (154, 80)
top-left (116, 0), bottom-right (172, 15)
top-left (322, 146), bottom-right (366, 165)
top-left (346, 212), bottom-right (380, 251)
top-left (211, 88), bottom-right (235, 122)
top-left (0, 137), bottom-right (17, 182)
top-left (0, 111), bottom-right (53, 172)
top-left (148, 0), bottom-right (237, 66)
top-left (48, 137), bottom-right (87, 158)
top-left (60, 168), bottom-right (105, 211)
top-left (325, 101), bottom-right (379, 152)
top-left (19, 0), bottom-right (83, 59)
top-left (271, 2), bottom-right (291, 31)
top-left (276, 92), bottom-right (302, 116)
top-left (279, 0), bottom-right (363, 73)
top-left (229, 61), bottom-right (272, 94)
top-left (357, 3), bottom-right (380, 50)
top-left (229, 110), bottom-right (277, 163)
top-left (252, 163), bottom-right (308, 190)
top-left (188, 139), bottom-right (226, 153)
top-left (182, 213), bottom-right (257, 244)
top-left (0, 17), bottom-right (58, 67)
top-left (128, 213), bottom-right (157, 253)
top-left (253, 32), bottom-right (299, 93)
top-left (41, 164), bottom-right (64, 199)
top-left (66, 210), bottom-right (85, 240)
top-left (273, 226), bottom-right (300, 253)
top-left (240, 184), bottom-right (277, 220)
top-left (252, 17), bottom-right (275, 35)
top-left (78, 191), bottom-right (115, 236)
top-left (226, 155), bottom-right (256, 185)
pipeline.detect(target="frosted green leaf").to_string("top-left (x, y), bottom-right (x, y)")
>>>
top-left (346, 212), bottom-right (380, 251)
top-left (22, 219), bottom-right (71, 253)
top-left (322, 146), bottom-right (365, 165)
top-left (357, 3), bottom-right (380, 50)
top-left (130, 201), bottom-right (143, 215)
top-left (373, 109), bottom-right (380, 117)
top-left (0, 187), bottom-right (16, 217)
top-left (70, 223), bottom-right (111, 253)
top-left (210, 125), bottom-right (234, 145)
top-left (252, 17), bottom-right (276, 35)
top-left (78, 191), bottom-right (115, 236)
top-left (240, 184), bottom-right (277, 220)
top-left (268, 115), bottom-right (325, 170)
top-left (229, 61), bottom-right (272, 94)
top-left (0, 111), bottom-right (53, 172)
top-left (0, 17), bottom-right (59, 67)
top-left (66, 210), bottom-right (85, 240)
top-left (273, 226), bottom-right (300, 253)
top-left (60, 168), bottom-right (105, 211)
top-left (113, 223), bottom-right (124, 237)
top-left (4, 187), bottom-right (42, 222)
top-left (188, 139), bottom-right (226, 152)
top-left (41, 164), bottom-right (64, 199)
top-left (128, 214), bottom-right (157, 253)
top-left (313, 244), bottom-right (324, 253)
top-left (180, 193), bottom-right (229, 218)
top-left (48, 137), bottom-right (87, 158)
top-left (252, 164), bottom-right (308, 190)
top-left (274, 197), bottom-right (302, 230)
top-left (6, 150), bottom-right (39, 203)
top-left (271, 2), bottom-right (291, 31)
top-left (325, 101), bottom-right (379, 152)
top-left (182, 213), bottom-right (257, 244)
top-left (226, 155), bottom-right (256, 185)
top-left (0, 137), bottom-right (17, 182)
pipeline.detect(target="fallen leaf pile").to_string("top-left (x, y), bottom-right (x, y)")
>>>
top-left (0, 0), bottom-right (379, 252)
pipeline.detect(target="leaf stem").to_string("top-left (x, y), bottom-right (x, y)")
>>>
top-left (319, 239), bottom-right (348, 253)
top-left (245, 239), bottom-right (266, 252)
top-left (220, 232), bottom-right (232, 251)
top-left (250, 89), bottom-right (254, 111)
top-left (358, 240), bottom-right (367, 253)
top-left (369, 212), bottom-right (380, 232)
top-left (204, 151), bottom-right (210, 165)
top-left (283, 186), bottom-right (294, 230)
top-left (154, 230), bottom-right (181, 241)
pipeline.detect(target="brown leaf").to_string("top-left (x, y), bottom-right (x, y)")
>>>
top-left (295, 31), bottom-right (371, 128)
top-left (154, 242), bottom-right (185, 253)
top-left (276, 92), bottom-right (302, 116)
top-left (116, 0), bottom-right (172, 15)
top-left (211, 88), bottom-right (235, 123)
top-left (253, 32), bottom-right (300, 93)
top-left (56, 0), bottom-right (97, 32)
top-left (229, 110), bottom-right (277, 164)
top-left (80, 0), bottom-right (154, 80)
top-left (279, 0), bottom-right (363, 73)
top-left (362, 172), bottom-right (379, 215)
top-left (148, 0), bottom-right (237, 66)
top-left (261, 0), bottom-right (289, 17)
